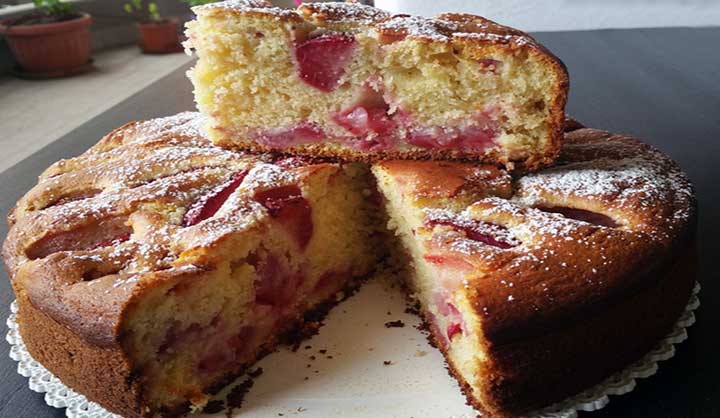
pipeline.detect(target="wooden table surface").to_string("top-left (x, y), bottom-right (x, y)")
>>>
top-left (0, 27), bottom-right (718, 418)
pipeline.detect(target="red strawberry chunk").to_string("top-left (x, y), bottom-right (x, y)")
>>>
top-left (446, 322), bottom-right (463, 340)
top-left (253, 253), bottom-right (304, 306)
top-left (464, 226), bottom-right (515, 249)
top-left (536, 206), bottom-right (619, 228)
top-left (334, 107), bottom-right (371, 136)
top-left (197, 352), bottom-right (231, 373)
top-left (456, 125), bottom-right (496, 151)
top-left (253, 185), bottom-right (314, 249)
top-left (407, 111), bottom-right (498, 151)
top-left (228, 325), bottom-right (256, 353)
top-left (333, 106), bottom-right (396, 137)
top-left (196, 326), bottom-right (256, 373)
top-left (476, 58), bottom-right (503, 73)
top-left (255, 123), bottom-right (325, 148)
top-left (427, 218), bottom-right (518, 249)
top-left (93, 232), bottom-right (131, 249)
top-left (183, 171), bottom-right (249, 226)
top-left (158, 322), bottom-right (202, 355)
top-left (294, 33), bottom-right (356, 92)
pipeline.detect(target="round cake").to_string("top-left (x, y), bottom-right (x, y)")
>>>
top-left (3, 113), bottom-right (696, 418)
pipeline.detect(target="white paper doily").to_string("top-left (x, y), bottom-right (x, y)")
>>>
top-left (6, 282), bottom-right (700, 418)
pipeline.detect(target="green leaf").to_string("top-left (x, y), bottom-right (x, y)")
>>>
top-left (123, 3), bottom-right (133, 14)
top-left (33, 0), bottom-right (74, 17)
top-left (148, 2), bottom-right (160, 21)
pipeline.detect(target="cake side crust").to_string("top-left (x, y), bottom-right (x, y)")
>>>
top-left (475, 243), bottom-right (696, 417)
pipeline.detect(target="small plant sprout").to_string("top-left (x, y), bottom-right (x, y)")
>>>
top-left (33, 0), bottom-right (73, 17)
top-left (124, 0), bottom-right (162, 23)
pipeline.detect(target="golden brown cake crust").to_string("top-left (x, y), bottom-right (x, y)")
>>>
top-left (393, 128), bottom-right (695, 342)
top-left (374, 127), bottom-right (696, 417)
top-left (420, 245), bottom-right (695, 418)
top-left (15, 289), bottom-right (146, 417)
top-left (2, 112), bottom-right (378, 417)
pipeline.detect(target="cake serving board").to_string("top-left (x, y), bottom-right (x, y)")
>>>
top-left (6, 272), bottom-right (700, 418)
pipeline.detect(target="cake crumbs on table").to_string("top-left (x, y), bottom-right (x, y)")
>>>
top-left (202, 399), bottom-right (224, 414)
top-left (248, 367), bottom-right (263, 378)
top-left (224, 376), bottom-right (255, 417)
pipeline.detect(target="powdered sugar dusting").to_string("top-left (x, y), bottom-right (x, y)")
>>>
top-left (6, 112), bottom-right (312, 303)
top-left (193, 0), bottom-right (296, 20)
top-left (515, 136), bottom-right (694, 234)
top-left (243, 162), bottom-right (298, 192)
top-left (378, 15), bottom-right (458, 42)
top-left (300, 2), bottom-right (390, 24)
top-left (412, 131), bottom-right (694, 310)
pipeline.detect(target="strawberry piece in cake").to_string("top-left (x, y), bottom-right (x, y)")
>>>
top-left (186, 1), bottom-right (569, 170)
top-left (183, 170), bottom-right (248, 226)
top-left (253, 185), bottom-right (313, 249)
top-left (295, 33), bottom-right (357, 92)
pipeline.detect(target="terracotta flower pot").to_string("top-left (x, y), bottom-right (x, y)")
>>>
top-left (138, 19), bottom-right (182, 54)
top-left (0, 13), bottom-right (92, 75)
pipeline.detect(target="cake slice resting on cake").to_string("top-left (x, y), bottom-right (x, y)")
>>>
top-left (185, 1), bottom-right (569, 170)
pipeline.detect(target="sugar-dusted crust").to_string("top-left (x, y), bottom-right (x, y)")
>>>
top-left (188, 1), bottom-right (569, 171)
top-left (419, 245), bottom-right (695, 417)
top-left (373, 127), bottom-right (696, 417)
top-left (3, 112), bottom-right (381, 417)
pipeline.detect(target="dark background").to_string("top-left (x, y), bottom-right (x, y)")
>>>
top-left (0, 27), bottom-right (718, 417)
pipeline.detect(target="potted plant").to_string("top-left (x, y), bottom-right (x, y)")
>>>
top-left (0, 0), bottom-right (92, 77)
top-left (124, 0), bottom-right (182, 54)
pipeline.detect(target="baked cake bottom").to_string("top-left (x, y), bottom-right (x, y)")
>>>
top-left (9, 256), bottom-right (697, 418)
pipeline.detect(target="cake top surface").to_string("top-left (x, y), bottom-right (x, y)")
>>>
top-left (192, 1), bottom-right (547, 51)
top-left (2, 112), bottom-right (339, 347)
top-left (375, 126), bottom-right (695, 342)
top-left (299, 2), bottom-right (391, 25)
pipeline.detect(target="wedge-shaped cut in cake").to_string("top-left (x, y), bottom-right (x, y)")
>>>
top-left (372, 127), bottom-right (696, 417)
top-left (185, 1), bottom-right (569, 170)
top-left (3, 113), bottom-right (384, 418)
